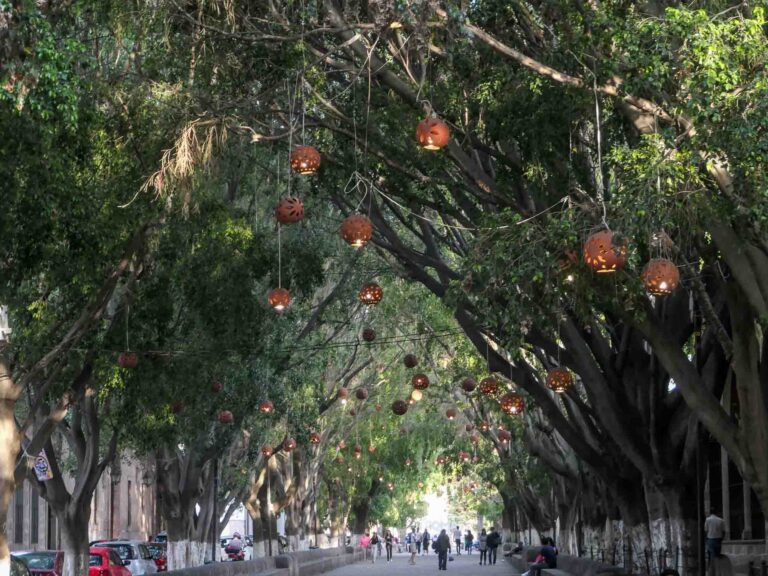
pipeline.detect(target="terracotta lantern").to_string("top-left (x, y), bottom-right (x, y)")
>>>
top-left (470, 433), bottom-right (480, 444)
top-left (583, 230), bottom-right (627, 273)
top-left (337, 387), bottom-right (349, 404)
top-left (338, 439), bottom-right (346, 450)
top-left (290, 145), bottom-right (321, 175)
top-left (498, 429), bottom-right (512, 443)
top-left (465, 423), bottom-right (474, 432)
top-left (458, 451), bottom-right (470, 461)
top-left (259, 400), bottom-right (274, 414)
top-left (268, 287), bottom-right (291, 312)
top-left (336, 455), bottom-right (344, 464)
top-left (387, 481), bottom-right (394, 491)
top-left (362, 328), bottom-right (376, 342)
top-left (405, 458), bottom-right (412, 466)
top-left (479, 421), bottom-right (490, 432)
top-left (479, 377), bottom-right (499, 396)
top-left (354, 444), bottom-right (363, 459)
top-left (355, 388), bottom-right (369, 401)
top-left (403, 354), bottom-right (418, 368)
top-left (546, 368), bottom-right (573, 394)
top-left (375, 404), bottom-right (382, 412)
top-left (211, 381), bottom-right (223, 393)
top-left (358, 282), bottom-right (383, 305)
top-left (118, 352), bottom-right (138, 369)
top-left (340, 214), bottom-right (374, 248)
top-left (472, 455), bottom-right (481, 463)
top-left (461, 378), bottom-right (477, 393)
top-left (261, 444), bottom-right (273, 457)
top-left (436, 455), bottom-right (447, 465)
top-left (392, 400), bottom-right (408, 415)
top-left (412, 373), bottom-right (430, 390)
top-left (410, 389), bottom-right (423, 402)
top-left (275, 196), bottom-right (305, 224)
top-left (349, 409), bottom-right (356, 417)
top-left (283, 438), bottom-right (297, 452)
top-left (309, 431), bottom-right (321, 444)
top-left (418, 481), bottom-right (425, 488)
top-left (218, 410), bottom-right (234, 424)
top-left (446, 408), bottom-right (457, 420)
top-left (642, 258), bottom-right (680, 295)
top-left (368, 444), bottom-right (376, 453)
top-left (500, 392), bottom-right (525, 415)
top-left (416, 117), bottom-right (450, 150)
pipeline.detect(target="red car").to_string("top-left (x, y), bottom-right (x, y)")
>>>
top-left (146, 544), bottom-right (167, 573)
top-left (89, 547), bottom-right (132, 576)
top-left (12, 551), bottom-right (64, 576)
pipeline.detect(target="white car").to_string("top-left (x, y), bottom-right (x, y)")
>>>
top-left (97, 541), bottom-right (158, 575)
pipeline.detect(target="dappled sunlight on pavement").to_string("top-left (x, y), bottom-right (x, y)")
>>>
top-left (324, 551), bottom-right (515, 576)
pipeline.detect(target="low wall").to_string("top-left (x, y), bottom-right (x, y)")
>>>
top-left (509, 548), bottom-right (626, 576)
top-left (166, 546), bottom-right (364, 576)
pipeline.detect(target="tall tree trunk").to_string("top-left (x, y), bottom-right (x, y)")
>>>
top-left (58, 505), bottom-right (91, 576)
top-left (0, 357), bottom-right (20, 574)
top-left (350, 499), bottom-right (370, 536)
top-left (166, 512), bottom-right (208, 570)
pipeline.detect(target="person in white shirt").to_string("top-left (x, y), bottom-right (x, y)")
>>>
top-left (453, 526), bottom-right (463, 555)
top-left (704, 508), bottom-right (726, 560)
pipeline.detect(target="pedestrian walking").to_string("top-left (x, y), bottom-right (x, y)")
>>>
top-left (371, 531), bottom-right (381, 563)
top-left (416, 529), bottom-right (422, 555)
top-left (453, 526), bottom-right (463, 555)
top-left (360, 532), bottom-right (371, 562)
top-left (487, 526), bottom-right (501, 565)
top-left (465, 530), bottom-right (474, 554)
top-left (436, 528), bottom-right (451, 571)
top-left (422, 529), bottom-right (431, 555)
top-left (385, 529), bottom-right (394, 562)
top-left (705, 508), bottom-right (726, 561)
top-left (478, 528), bottom-right (488, 565)
top-left (408, 527), bottom-right (418, 564)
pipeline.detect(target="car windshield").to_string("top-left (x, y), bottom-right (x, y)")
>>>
top-left (89, 555), bottom-right (103, 567)
top-left (16, 553), bottom-right (55, 570)
top-left (103, 544), bottom-right (133, 560)
top-left (11, 557), bottom-right (30, 576)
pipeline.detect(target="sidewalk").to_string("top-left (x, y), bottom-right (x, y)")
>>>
top-left (325, 550), bottom-right (512, 575)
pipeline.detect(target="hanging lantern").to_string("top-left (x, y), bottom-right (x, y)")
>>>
top-left (583, 230), bottom-right (627, 273)
top-left (500, 392), bottom-right (525, 416)
top-left (368, 444), bottom-right (376, 453)
top-left (171, 401), bottom-right (185, 414)
top-left (416, 117), bottom-right (450, 150)
top-left (218, 410), bottom-right (234, 424)
top-left (340, 214), bottom-right (373, 248)
top-left (268, 288), bottom-right (291, 312)
top-left (354, 444), bottom-right (363, 459)
top-left (435, 455), bottom-right (447, 465)
top-left (362, 328), bottom-right (376, 342)
top-left (283, 438), bottom-right (297, 452)
top-left (290, 145), bottom-right (321, 175)
top-left (337, 388), bottom-right (349, 404)
top-left (338, 439), bottom-right (346, 450)
top-left (275, 197), bottom-right (305, 224)
top-left (465, 423), bottom-right (474, 432)
top-left (211, 381), bottom-right (223, 393)
top-left (470, 433), bottom-right (480, 444)
top-left (458, 451), bottom-right (470, 462)
top-left (349, 408), bottom-right (356, 417)
top-left (118, 352), bottom-right (138, 369)
top-left (411, 373), bottom-right (430, 390)
top-left (410, 389), bottom-right (423, 402)
top-left (472, 455), bottom-right (481, 463)
top-left (405, 458), bottom-right (412, 466)
top-left (461, 378), bottom-right (477, 393)
top-left (375, 404), bottom-right (382, 412)
top-left (498, 430), bottom-right (512, 443)
top-left (546, 368), bottom-right (574, 394)
top-left (261, 444), bottom-right (273, 457)
top-left (642, 258), bottom-right (680, 296)
top-left (387, 481), bottom-right (394, 491)
top-left (479, 377), bottom-right (499, 396)
top-left (446, 408), bottom-right (457, 420)
top-left (336, 455), bottom-right (345, 464)
top-left (309, 431), bottom-right (321, 444)
top-left (392, 400), bottom-right (408, 415)
top-left (358, 282), bottom-right (383, 305)
top-left (259, 400), bottom-right (274, 414)
top-left (403, 354), bottom-right (418, 368)
top-left (418, 481), bottom-right (425, 489)
top-left (355, 387), bottom-right (369, 401)
top-left (479, 421), bottom-right (490, 432)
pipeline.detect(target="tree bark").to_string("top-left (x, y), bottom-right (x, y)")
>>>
top-left (0, 357), bottom-right (20, 576)
top-left (57, 506), bottom-right (91, 576)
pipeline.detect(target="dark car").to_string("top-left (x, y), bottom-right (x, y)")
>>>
top-left (12, 551), bottom-right (64, 576)
top-left (12, 556), bottom-right (32, 576)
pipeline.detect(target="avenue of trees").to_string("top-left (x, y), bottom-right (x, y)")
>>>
top-left (2, 1), bottom-right (768, 575)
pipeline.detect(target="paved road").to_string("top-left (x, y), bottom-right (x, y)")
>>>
top-left (326, 550), bottom-right (514, 576)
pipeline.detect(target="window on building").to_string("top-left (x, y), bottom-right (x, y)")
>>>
top-left (14, 485), bottom-right (24, 544)
top-left (31, 492), bottom-right (39, 544)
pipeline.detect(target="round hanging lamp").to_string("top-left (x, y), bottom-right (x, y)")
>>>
top-left (268, 288), bottom-right (291, 312)
top-left (368, 444), bottom-right (376, 453)
top-left (416, 117), bottom-right (450, 150)
top-left (275, 197), bottom-right (305, 224)
top-left (470, 433), bottom-right (480, 444)
top-left (218, 410), bottom-right (234, 424)
top-left (411, 373), bottom-right (430, 390)
top-left (361, 328), bottom-right (376, 342)
top-left (465, 423), bottom-right (474, 432)
top-left (546, 368), bottom-right (573, 394)
top-left (309, 431), bottom-right (321, 444)
top-left (479, 377), bottom-right (499, 396)
top-left (355, 388), bottom-right (369, 401)
top-left (340, 214), bottom-right (373, 248)
top-left (405, 458), bottom-right (412, 466)
top-left (458, 451), bottom-right (470, 462)
top-left (290, 145), bottom-right (321, 175)
top-left (338, 439), bottom-right (346, 450)
top-left (261, 444), bottom-right (273, 457)
top-left (259, 400), bottom-right (274, 414)
top-left (479, 421), bottom-right (490, 432)
top-left (211, 381), bottom-right (223, 393)
top-left (446, 408), bottom-right (457, 420)
top-left (500, 392), bottom-right (525, 416)
top-left (410, 389), bottom-right (423, 402)
top-left (118, 352), bottom-right (138, 369)
top-left (354, 445), bottom-right (363, 459)
top-left (642, 258), bottom-right (680, 296)
top-left (392, 400), bottom-right (408, 415)
top-left (337, 388), bottom-right (349, 404)
top-left (358, 282), bottom-right (383, 306)
top-left (403, 354), bottom-right (418, 368)
top-left (375, 404), bottom-right (382, 412)
top-left (498, 429), bottom-right (512, 443)
top-left (461, 378), bottom-right (477, 393)
top-left (583, 230), bottom-right (627, 273)
top-left (283, 438), bottom-right (297, 452)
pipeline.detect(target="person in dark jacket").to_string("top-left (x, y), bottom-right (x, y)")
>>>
top-left (529, 538), bottom-right (558, 576)
top-left (422, 530), bottom-right (430, 555)
top-left (486, 527), bottom-right (501, 565)
top-left (436, 529), bottom-right (451, 571)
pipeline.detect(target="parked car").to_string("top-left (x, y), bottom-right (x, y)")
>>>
top-left (150, 533), bottom-right (167, 545)
top-left (146, 544), bottom-right (167, 573)
top-left (11, 556), bottom-right (31, 576)
top-left (89, 547), bottom-right (132, 576)
top-left (95, 542), bottom-right (157, 576)
top-left (11, 551), bottom-right (64, 576)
